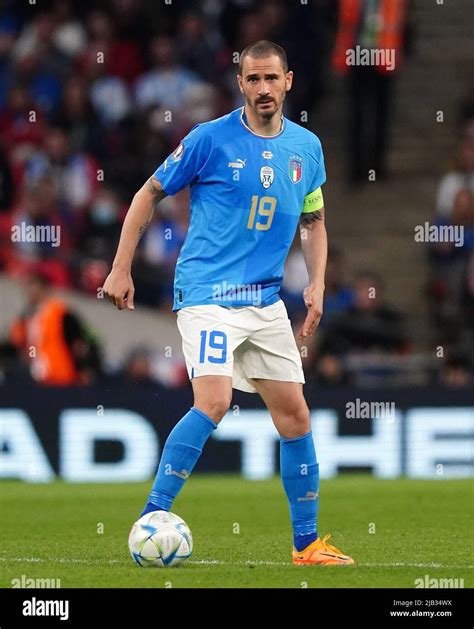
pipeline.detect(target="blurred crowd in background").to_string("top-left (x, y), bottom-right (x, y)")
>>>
top-left (0, 0), bottom-right (472, 389)
top-left (0, 0), bottom-right (332, 298)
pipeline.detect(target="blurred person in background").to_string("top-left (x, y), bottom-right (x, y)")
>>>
top-left (315, 271), bottom-right (408, 385)
top-left (9, 272), bottom-right (102, 386)
top-left (0, 83), bottom-right (46, 161)
top-left (178, 82), bottom-right (219, 129)
top-left (50, 0), bottom-right (87, 59)
top-left (25, 123), bottom-right (100, 212)
top-left (436, 129), bottom-right (474, 219)
top-left (52, 76), bottom-right (105, 160)
top-left (11, 11), bottom-right (66, 115)
top-left (78, 186), bottom-right (124, 261)
top-left (111, 345), bottom-right (188, 389)
top-left (77, 39), bottom-right (135, 196)
top-left (332, 0), bottom-right (413, 184)
top-left (293, 248), bottom-right (354, 386)
top-left (134, 35), bottom-right (200, 112)
top-left (310, 352), bottom-right (350, 387)
top-left (85, 7), bottom-right (143, 85)
top-left (121, 346), bottom-right (156, 386)
top-left (132, 34), bottom-right (219, 191)
top-left (176, 9), bottom-right (222, 82)
top-left (6, 174), bottom-right (72, 287)
top-left (428, 187), bottom-right (474, 345)
top-left (438, 351), bottom-right (473, 390)
top-left (79, 41), bottom-right (132, 127)
top-left (321, 247), bottom-right (354, 323)
top-left (321, 271), bottom-right (408, 355)
top-left (75, 186), bottom-right (124, 293)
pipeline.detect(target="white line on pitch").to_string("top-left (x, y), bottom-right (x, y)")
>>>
top-left (0, 557), bottom-right (473, 569)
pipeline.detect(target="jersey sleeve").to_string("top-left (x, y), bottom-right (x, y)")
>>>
top-left (302, 138), bottom-right (326, 214)
top-left (153, 124), bottom-right (211, 196)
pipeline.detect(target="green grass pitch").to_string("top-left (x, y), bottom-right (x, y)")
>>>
top-left (0, 475), bottom-right (472, 588)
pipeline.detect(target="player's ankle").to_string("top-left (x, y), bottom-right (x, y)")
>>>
top-left (294, 531), bottom-right (318, 551)
top-left (140, 501), bottom-right (169, 518)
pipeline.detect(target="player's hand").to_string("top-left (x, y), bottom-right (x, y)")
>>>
top-left (103, 267), bottom-right (135, 311)
top-left (297, 284), bottom-right (324, 340)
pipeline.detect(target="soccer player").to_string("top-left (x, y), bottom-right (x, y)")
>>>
top-left (104, 40), bottom-right (354, 566)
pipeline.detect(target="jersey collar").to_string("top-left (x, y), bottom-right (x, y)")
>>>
top-left (239, 106), bottom-right (285, 138)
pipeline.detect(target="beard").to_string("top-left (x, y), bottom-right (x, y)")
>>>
top-left (253, 98), bottom-right (278, 118)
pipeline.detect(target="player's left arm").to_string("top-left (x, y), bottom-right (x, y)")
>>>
top-left (297, 190), bottom-right (327, 340)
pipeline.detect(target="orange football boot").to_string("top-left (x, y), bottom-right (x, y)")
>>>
top-left (292, 534), bottom-right (354, 566)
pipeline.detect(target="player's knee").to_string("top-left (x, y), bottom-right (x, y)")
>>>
top-left (293, 405), bottom-right (311, 434)
top-left (278, 405), bottom-right (311, 438)
top-left (194, 395), bottom-right (231, 423)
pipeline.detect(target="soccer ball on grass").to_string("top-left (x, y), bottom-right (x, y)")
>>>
top-left (128, 510), bottom-right (193, 567)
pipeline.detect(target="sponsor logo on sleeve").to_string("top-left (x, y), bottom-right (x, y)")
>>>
top-left (172, 143), bottom-right (185, 161)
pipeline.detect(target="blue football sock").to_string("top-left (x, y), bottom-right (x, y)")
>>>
top-left (140, 407), bottom-right (217, 517)
top-left (294, 531), bottom-right (318, 552)
top-left (279, 431), bottom-right (319, 551)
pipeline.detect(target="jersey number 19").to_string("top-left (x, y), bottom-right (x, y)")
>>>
top-left (247, 196), bottom-right (277, 231)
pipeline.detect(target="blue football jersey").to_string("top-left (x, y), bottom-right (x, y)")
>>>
top-left (153, 107), bottom-right (326, 311)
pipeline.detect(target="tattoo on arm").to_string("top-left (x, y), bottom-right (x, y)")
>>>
top-left (146, 176), bottom-right (164, 201)
top-left (300, 208), bottom-right (324, 227)
top-left (138, 220), bottom-right (150, 240)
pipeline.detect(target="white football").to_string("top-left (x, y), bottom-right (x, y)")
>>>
top-left (128, 510), bottom-right (193, 567)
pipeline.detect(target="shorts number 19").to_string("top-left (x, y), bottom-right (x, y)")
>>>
top-left (199, 330), bottom-right (228, 364)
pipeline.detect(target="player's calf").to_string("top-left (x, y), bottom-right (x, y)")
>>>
top-left (140, 406), bottom-right (218, 517)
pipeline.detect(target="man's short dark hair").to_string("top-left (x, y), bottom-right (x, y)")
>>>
top-left (239, 40), bottom-right (288, 75)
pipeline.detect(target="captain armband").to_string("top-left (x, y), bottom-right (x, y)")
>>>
top-left (302, 187), bottom-right (324, 214)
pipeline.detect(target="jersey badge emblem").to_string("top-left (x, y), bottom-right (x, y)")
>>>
top-left (289, 157), bottom-right (303, 183)
top-left (260, 166), bottom-right (274, 189)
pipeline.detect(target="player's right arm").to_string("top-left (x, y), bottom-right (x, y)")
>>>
top-left (103, 176), bottom-right (166, 310)
top-left (104, 124), bottom-right (209, 310)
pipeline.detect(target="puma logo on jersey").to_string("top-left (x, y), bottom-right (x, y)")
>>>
top-left (228, 158), bottom-right (247, 168)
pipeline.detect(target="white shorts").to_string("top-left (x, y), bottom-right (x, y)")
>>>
top-left (177, 300), bottom-right (305, 393)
